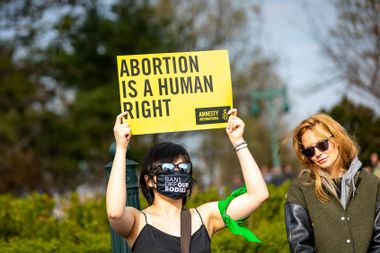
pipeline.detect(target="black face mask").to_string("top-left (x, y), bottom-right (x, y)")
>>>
top-left (156, 172), bottom-right (192, 200)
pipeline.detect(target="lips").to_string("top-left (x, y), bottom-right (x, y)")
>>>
top-left (318, 157), bottom-right (328, 164)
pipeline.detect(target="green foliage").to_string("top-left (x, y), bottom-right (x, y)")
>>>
top-left (325, 97), bottom-right (380, 165)
top-left (0, 184), bottom-right (290, 252)
top-left (1, 0), bottom-right (263, 194)
top-left (187, 186), bottom-right (220, 208)
top-left (0, 193), bottom-right (110, 252)
top-left (0, 193), bottom-right (55, 241)
top-left (0, 0), bottom-right (283, 197)
top-left (0, 0), bottom-right (185, 194)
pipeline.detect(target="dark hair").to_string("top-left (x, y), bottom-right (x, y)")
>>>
top-left (139, 141), bottom-right (193, 206)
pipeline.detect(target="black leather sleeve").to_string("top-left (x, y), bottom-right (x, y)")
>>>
top-left (285, 202), bottom-right (315, 253)
top-left (368, 201), bottom-right (380, 253)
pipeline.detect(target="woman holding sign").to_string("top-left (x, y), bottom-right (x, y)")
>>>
top-left (106, 109), bottom-right (269, 252)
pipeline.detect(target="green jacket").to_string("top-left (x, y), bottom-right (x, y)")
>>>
top-left (286, 170), bottom-right (380, 253)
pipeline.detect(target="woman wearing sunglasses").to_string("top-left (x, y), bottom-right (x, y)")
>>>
top-left (107, 109), bottom-right (269, 252)
top-left (285, 113), bottom-right (380, 253)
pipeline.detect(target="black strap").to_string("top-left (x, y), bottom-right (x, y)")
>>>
top-left (141, 211), bottom-right (148, 224)
top-left (194, 208), bottom-right (204, 224)
top-left (180, 208), bottom-right (191, 253)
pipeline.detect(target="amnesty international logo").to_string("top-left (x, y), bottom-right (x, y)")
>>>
top-left (195, 106), bottom-right (231, 125)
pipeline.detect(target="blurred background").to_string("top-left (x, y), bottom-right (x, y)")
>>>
top-left (1, 0), bottom-right (379, 252)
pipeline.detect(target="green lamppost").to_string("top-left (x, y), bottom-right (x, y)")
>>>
top-left (251, 86), bottom-right (289, 168)
top-left (104, 142), bottom-right (140, 253)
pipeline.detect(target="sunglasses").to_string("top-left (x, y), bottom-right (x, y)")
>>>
top-left (155, 162), bottom-right (192, 174)
top-left (301, 137), bottom-right (332, 158)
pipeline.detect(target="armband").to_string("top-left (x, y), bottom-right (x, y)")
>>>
top-left (217, 185), bottom-right (261, 243)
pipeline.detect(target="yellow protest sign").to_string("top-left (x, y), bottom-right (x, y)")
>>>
top-left (116, 49), bottom-right (233, 135)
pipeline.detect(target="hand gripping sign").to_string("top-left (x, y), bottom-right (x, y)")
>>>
top-left (117, 50), bottom-right (233, 135)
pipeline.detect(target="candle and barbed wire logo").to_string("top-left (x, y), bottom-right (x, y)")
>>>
top-left (222, 109), bottom-right (229, 121)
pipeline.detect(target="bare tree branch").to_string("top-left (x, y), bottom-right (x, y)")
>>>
top-left (315, 0), bottom-right (380, 106)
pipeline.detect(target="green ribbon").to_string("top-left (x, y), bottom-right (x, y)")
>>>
top-left (218, 185), bottom-right (262, 243)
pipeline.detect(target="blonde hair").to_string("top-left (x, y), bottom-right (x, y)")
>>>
top-left (291, 113), bottom-right (358, 202)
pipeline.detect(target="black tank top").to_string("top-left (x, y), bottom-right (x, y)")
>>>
top-left (131, 208), bottom-right (211, 253)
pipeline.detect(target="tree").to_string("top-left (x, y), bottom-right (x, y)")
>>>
top-left (0, 47), bottom-right (44, 193)
top-left (0, 0), bottom-right (288, 193)
top-left (316, 0), bottom-right (380, 106)
top-left (199, 48), bottom-right (292, 186)
top-left (325, 96), bottom-right (380, 165)
top-left (0, 0), bottom-right (184, 193)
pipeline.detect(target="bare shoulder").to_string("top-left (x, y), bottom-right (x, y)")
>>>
top-left (126, 206), bottom-right (145, 228)
top-left (126, 206), bottom-right (141, 215)
top-left (196, 201), bottom-right (219, 218)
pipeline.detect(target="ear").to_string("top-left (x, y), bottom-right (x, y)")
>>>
top-left (145, 175), bottom-right (156, 188)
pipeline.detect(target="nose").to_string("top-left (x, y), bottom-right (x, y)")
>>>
top-left (314, 147), bottom-right (323, 157)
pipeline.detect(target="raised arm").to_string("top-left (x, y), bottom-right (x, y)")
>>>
top-left (223, 108), bottom-right (269, 220)
top-left (106, 112), bottom-right (137, 237)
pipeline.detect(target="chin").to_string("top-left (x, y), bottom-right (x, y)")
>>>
top-left (318, 161), bottom-right (334, 170)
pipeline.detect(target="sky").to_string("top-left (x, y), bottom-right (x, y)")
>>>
top-left (258, 0), bottom-right (355, 127)
top-left (238, 0), bottom-right (350, 172)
